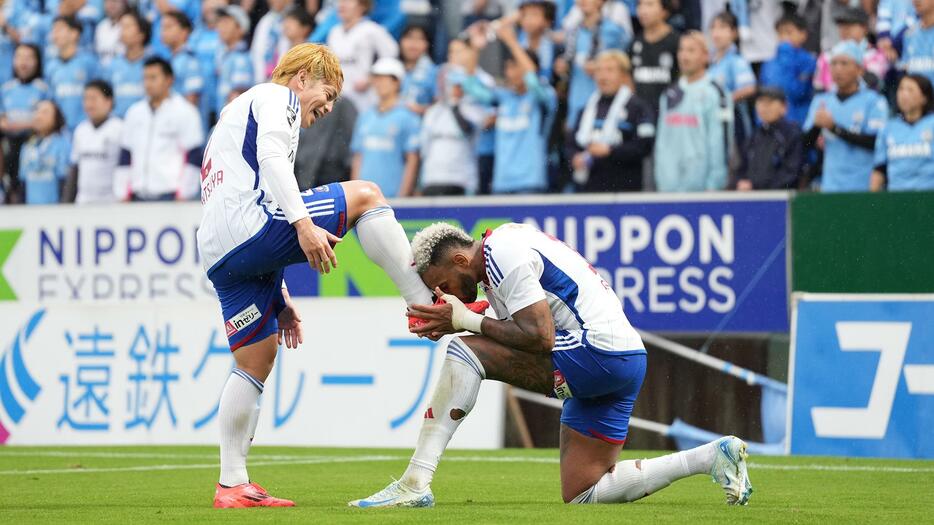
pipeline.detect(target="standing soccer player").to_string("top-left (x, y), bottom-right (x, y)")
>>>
top-left (199, 43), bottom-right (454, 508)
top-left (351, 222), bottom-right (753, 508)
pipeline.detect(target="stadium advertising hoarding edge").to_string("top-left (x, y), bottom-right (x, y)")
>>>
top-left (0, 192), bottom-right (789, 333)
top-left (0, 299), bottom-right (504, 446)
top-left (789, 294), bottom-right (934, 459)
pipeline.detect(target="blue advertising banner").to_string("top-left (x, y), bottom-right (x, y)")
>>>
top-left (789, 295), bottom-right (934, 458)
top-left (285, 194), bottom-right (790, 333)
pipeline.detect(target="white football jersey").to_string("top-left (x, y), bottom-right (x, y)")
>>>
top-left (70, 116), bottom-right (123, 204)
top-left (481, 223), bottom-right (644, 353)
top-left (197, 83), bottom-right (301, 273)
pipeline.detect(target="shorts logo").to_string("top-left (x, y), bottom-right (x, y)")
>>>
top-left (553, 370), bottom-right (573, 400)
top-left (225, 304), bottom-right (262, 337)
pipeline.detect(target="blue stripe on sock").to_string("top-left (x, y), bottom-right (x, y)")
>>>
top-left (232, 368), bottom-right (264, 393)
top-left (446, 341), bottom-right (483, 378)
top-left (356, 205), bottom-right (393, 225)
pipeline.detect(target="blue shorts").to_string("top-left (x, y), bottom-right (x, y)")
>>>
top-left (208, 183), bottom-right (348, 351)
top-left (550, 330), bottom-right (647, 445)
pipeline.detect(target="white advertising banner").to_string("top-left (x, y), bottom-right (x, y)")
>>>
top-left (0, 298), bottom-right (505, 448)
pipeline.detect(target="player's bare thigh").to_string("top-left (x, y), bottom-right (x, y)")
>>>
top-left (232, 333), bottom-right (279, 382)
top-left (458, 335), bottom-right (554, 395)
top-left (341, 180), bottom-right (388, 227)
top-left (559, 424), bottom-right (624, 503)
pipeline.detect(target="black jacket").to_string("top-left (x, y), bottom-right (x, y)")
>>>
top-left (568, 93), bottom-right (656, 193)
top-left (737, 118), bottom-right (803, 190)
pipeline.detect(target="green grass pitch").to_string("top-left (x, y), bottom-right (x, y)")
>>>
top-left (1, 446), bottom-right (932, 524)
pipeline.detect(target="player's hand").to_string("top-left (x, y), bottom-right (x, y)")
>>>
top-left (814, 103), bottom-right (834, 130)
top-left (277, 301), bottom-right (303, 349)
top-left (295, 217), bottom-right (341, 274)
top-left (408, 301), bottom-right (457, 338)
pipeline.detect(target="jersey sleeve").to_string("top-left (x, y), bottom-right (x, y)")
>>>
top-left (865, 95), bottom-right (889, 133)
top-left (485, 239), bottom-right (547, 316)
top-left (802, 96), bottom-right (820, 131)
top-left (255, 86), bottom-right (305, 223)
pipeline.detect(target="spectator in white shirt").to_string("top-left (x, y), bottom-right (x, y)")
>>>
top-left (117, 57), bottom-right (204, 201)
top-left (419, 70), bottom-right (482, 195)
top-left (327, 0), bottom-right (399, 111)
top-left (65, 80), bottom-right (124, 204)
top-left (94, 0), bottom-right (128, 68)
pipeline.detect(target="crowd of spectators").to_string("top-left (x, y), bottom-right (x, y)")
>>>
top-left (2, 0), bottom-right (934, 205)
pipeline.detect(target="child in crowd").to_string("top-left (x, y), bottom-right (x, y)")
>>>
top-left (736, 87), bottom-right (802, 190)
top-left (399, 24), bottom-right (437, 115)
top-left (759, 13), bottom-right (816, 125)
top-left (708, 11), bottom-right (756, 148)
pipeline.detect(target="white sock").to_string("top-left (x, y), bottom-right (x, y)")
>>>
top-left (401, 337), bottom-right (485, 491)
top-left (355, 205), bottom-right (433, 306)
top-left (571, 440), bottom-right (719, 504)
top-left (218, 369), bottom-right (264, 487)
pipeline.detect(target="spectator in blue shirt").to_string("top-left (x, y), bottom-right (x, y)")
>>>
top-left (1, 44), bottom-right (48, 203)
top-left (45, 15), bottom-right (99, 131)
top-left (759, 13), bottom-right (816, 126)
top-left (350, 57), bottom-right (421, 197)
top-left (803, 41), bottom-right (888, 192)
top-left (708, 11), bottom-right (756, 148)
top-left (399, 24), bottom-right (437, 115)
top-left (464, 19), bottom-right (558, 194)
top-left (20, 100), bottom-right (71, 205)
top-left (517, 0), bottom-right (558, 81)
top-left (189, 0), bottom-right (224, 127)
top-left (214, 5), bottom-right (253, 116)
top-left (160, 10), bottom-right (203, 107)
top-left (901, 0), bottom-right (934, 86)
top-left (107, 10), bottom-right (150, 117)
top-left (872, 73), bottom-right (934, 191)
top-left (559, 0), bottom-right (630, 127)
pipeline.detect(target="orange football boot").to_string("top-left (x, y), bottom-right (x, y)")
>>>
top-left (408, 298), bottom-right (490, 331)
top-left (213, 482), bottom-right (295, 508)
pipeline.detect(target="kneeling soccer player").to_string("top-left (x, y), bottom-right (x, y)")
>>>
top-left (350, 223), bottom-right (753, 507)
top-left (198, 43), bottom-right (447, 508)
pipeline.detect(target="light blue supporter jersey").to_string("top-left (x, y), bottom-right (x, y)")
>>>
top-left (171, 45), bottom-right (204, 98)
top-left (708, 45), bottom-right (756, 94)
top-left (465, 72), bottom-right (557, 193)
top-left (518, 30), bottom-right (556, 80)
top-left (107, 54), bottom-right (147, 118)
top-left (350, 103), bottom-right (421, 197)
top-left (0, 79), bottom-right (49, 135)
top-left (401, 55), bottom-right (437, 107)
top-left (873, 114), bottom-right (934, 191)
top-left (190, 27), bottom-right (221, 125)
top-left (567, 19), bottom-right (629, 125)
top-left (804, 88), bottom-right (888, 192)
top-left (20, 132), bottom-right (71, 205)
top-left (45, 51), bottom-right (99, 131)
top-left (216, 44), bottom-right (254, 115)
top-left (902, 24), bottom-right (934, 85)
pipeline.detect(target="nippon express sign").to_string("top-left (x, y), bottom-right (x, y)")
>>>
top-left (0, 194), bottom-right (788, 333)
top-left (789, 295), bottom-right (934, 459)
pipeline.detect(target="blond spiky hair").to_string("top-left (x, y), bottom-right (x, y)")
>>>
top-left (411, 222), bottom-right (475, 274)
top-left (271, 43), bottom-right (344, 92)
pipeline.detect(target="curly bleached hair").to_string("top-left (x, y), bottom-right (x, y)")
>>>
top-left (411, 222), bottom-right (475, 274)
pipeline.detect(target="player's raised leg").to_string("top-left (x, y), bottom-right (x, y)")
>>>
top-left (349, 334), bottom-right (554, 508)
top-left (341, 179), bottom-right (432, 306)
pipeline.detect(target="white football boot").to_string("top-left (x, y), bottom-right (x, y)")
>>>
top-left (710, 436), bottom-right (753, 505)
top-left (348, 480), bottom-right (435, 508)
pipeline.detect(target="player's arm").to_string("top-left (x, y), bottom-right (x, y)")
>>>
top-left (474, 300), bottom-right (555, 354)
top-left (256, 89), bottom-right (340, 273)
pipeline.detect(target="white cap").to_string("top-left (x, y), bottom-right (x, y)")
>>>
top-left (217, 5), bottom-right (250, 34)
top-left (370, 57), bottom-right (406, 81)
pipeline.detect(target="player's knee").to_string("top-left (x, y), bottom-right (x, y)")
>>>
top-left (351, 180), bottom-right (388, 210)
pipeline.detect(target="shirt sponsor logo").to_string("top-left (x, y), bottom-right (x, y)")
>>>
top-left (225, 304), bottom-right (262, 337)
top-left (633, 67), bottom-right (672, 84)
top-left (664, 113), bottom-right (700, 127)
top-left (888, 142), bottom-right (932, 159)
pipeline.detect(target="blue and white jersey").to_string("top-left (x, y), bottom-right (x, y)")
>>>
top-left (0, 79), bottom-right (49, 134)
top-left (106, 54), bottom-right (147, 118)
top-left (197, 83), bottom-right (302, 273)
top-left (171, 46), bottom-right (204, 98)
top-left (874, 114), bottom-right (934, 191)
top-left (902, 24), bottom-right (934, 85)
top-left (708, 45), bottom-right (756, 95)
top-left (877, 0), bottom-right (916, 39)
top-left (401, 55), bottom-right (438, 107)
top-left (20, 132), bottom-right (71, 205)
top-left (567, 19), bottom-right (629, 125)
top-left (216, 44), bottom-right (254, 116)
top-left (45, 51), bottom-right (99, 131)
top-left (350, 103), bottom-right (420, 197)
top-left (466, 72), bottom-right (557, 193)
top-left (804, 88), bottom-right (888, 192)
top-left (481, 223), bottom-right (644, 354)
